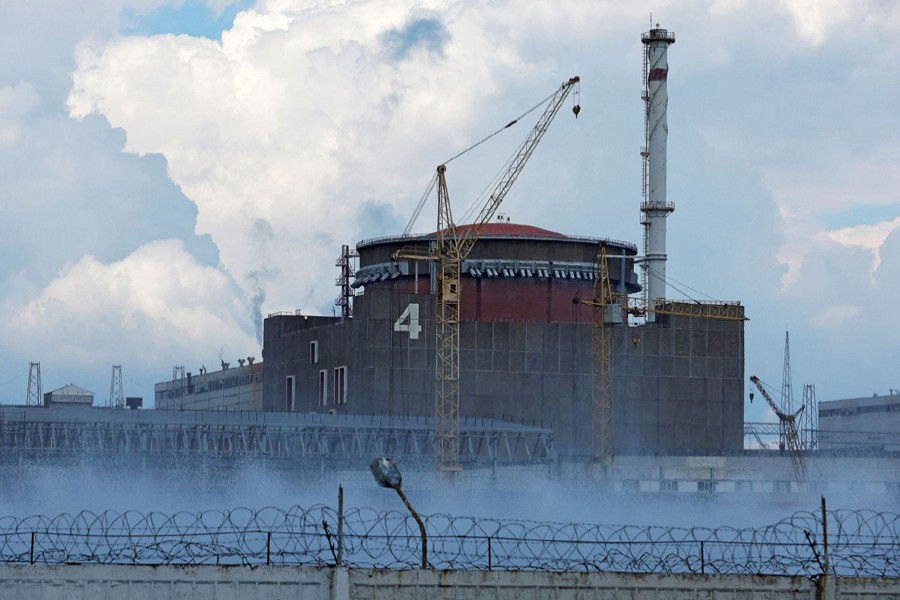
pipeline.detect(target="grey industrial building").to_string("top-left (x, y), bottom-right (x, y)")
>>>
top-left (152, 24), bottom-right (745, 458)
top-left (43, 384), bottom-right (94, 408)
top-left (262, 223), bottom-right (746, 455)
top-left (155, 362), bottom-right (263, 411)
top-left (817, 392), bottom-right (900, 451)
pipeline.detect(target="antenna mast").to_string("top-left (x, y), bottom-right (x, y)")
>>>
top-left (801, 383), bottom-right (818, 451)
top-left (173, 365), bottom-right (186, 410)
top-left (26, 362), bottom-right (42, 406)
top-left (781, 331), bottom-right (795, 414)
top-left (109, 364), bottom-right (125, 409)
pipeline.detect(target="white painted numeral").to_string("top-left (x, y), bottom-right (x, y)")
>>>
top-left (394, 303), bottom-right (422, 340)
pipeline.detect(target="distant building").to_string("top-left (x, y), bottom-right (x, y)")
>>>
top-left (154, 362), bottom-right (263, 411)
top-left (818, 391), bottom-right (900, 449)
top-left (44, 384), bottom-right (94, 408)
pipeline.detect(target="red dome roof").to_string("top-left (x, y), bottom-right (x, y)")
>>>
top-left (441, 222), bottom-right (567, 239)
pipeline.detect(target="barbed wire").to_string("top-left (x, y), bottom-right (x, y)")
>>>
top-left (1, 505), bottom-right (899, 577)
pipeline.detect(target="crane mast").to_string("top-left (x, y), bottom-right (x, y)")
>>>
top-left (750, 375), bottom-right (808, 486)
top-left (591, 243), bottom-right (616, 477)
top-left (582, 250), bottom-right (746, 480)
top-left (434, 76), bottom-right (581, 472)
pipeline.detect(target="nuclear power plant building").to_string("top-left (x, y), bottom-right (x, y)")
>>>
top-left (262, 223), bottom-right (745, 455)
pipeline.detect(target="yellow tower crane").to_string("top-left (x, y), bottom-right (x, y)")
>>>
top-left (591, 243), bottom-right (618, 477)
top-left (397, 76), bottom-right (581, 473)
top-left (583, 249), bottom-right (747, 480)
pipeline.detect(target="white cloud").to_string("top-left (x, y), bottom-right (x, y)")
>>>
top-left (822, 218), bottom-right (900, 251)
top-left (811, 304), bottom-right (863, 330)
top-left (1, 239), bottom-right (254, 369)
top-left (783, 0), bottom-right (854, 46)
top-left (67, 0), bottom-right (641, 320)
top-left (821, 217), bottom-right (900, 279)
top-left (784, 0), bottom-right (900, 46)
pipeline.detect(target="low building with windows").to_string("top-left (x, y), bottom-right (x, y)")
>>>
top-left (154, 362), bottom-right (263, 411)
top-left (818, 391), bottom-right (900, 450)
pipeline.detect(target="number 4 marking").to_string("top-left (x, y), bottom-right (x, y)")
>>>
top-left (394, 303), bottom-right (422, 340)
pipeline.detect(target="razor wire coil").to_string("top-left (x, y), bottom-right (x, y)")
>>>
top-left (1, 506), bottom-right (899, 577)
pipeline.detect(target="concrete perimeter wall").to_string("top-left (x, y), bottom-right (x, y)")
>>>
top-left (2, 565), bottom-right (898, 600)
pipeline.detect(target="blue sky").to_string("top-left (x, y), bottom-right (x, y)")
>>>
top-left (121, 0), bottom-right (254, 40)
top-left (0, 0), bottom-right (898, 426)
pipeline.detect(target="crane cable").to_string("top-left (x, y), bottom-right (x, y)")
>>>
top-left (402, 88), bottom-right (559, 235)
top-left (456, 91), bottom-right (562, 225)
top-left (753, 376), bottom-right (793, 413)
top-left (442, 89), bottom-right (557, 166)
top-left (459, 138), bottom-right (519, 226)
top-left (643, 264), bottom-right (724, 304)
top-left (401, 173), bottom-right (438, 236)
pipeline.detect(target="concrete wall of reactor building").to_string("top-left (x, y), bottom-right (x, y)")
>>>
top-left (263, 286), bottom-right (744, 454)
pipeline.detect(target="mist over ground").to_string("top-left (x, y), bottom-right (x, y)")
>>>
top-left (2, 458), bottom-right (896, 529)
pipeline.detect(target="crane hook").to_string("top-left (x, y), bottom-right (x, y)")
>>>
top-left (572, 78), bottom-right (581, 118)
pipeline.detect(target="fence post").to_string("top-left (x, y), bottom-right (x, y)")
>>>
top-left (337, 484), bottom-right (344, 567)
top-left (266, 531), bottom-right (271, 566)
top-left (487, 537), bottom-right (492, 571)
top-left (30, 532), bottom-right (35, 564)
top-left (821, 495), bottom-right (829, 575)
top-left (700, 540), bottom-right (705, 574)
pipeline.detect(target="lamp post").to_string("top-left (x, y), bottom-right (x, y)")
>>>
top-left (369, 457), bottom-right (428, 569)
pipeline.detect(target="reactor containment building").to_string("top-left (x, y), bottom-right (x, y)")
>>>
top-left (263, 221), bottom-right (746, 455)
top-left (262, 24), bottom-right (745, 457)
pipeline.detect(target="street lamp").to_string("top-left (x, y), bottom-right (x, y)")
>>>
top-left (369, 457), bottom-right (428, 569)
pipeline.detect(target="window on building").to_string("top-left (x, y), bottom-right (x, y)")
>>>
top-left (660, 480), bottom-right (678, 492)
top-left (310, 340), bottom-right (319, 364)
top-left (334, 366), bottom-right (347, 405)
top-left (285, 376), bottom-right (295, 412)
top-left (318, 370), bottom-right (327, 407)
top-left (697, 480), bottom-right (716, 493)
top-left (773, 480), bottom-right (792, 493)
top-left (621, 479), bottom-right (639, 492)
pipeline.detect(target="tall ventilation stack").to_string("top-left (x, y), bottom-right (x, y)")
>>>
top-left (640, 25), bottom-right (676, 314)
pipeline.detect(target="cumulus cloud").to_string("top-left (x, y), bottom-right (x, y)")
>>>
top-left (66, 0), bottom-right (636, 320)
top-left (0, 0), bottom-right (243, 401)
top-left (821, 217), bottom-right (900, 279)
top-left (0, 239), bottom-right (254, 369)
